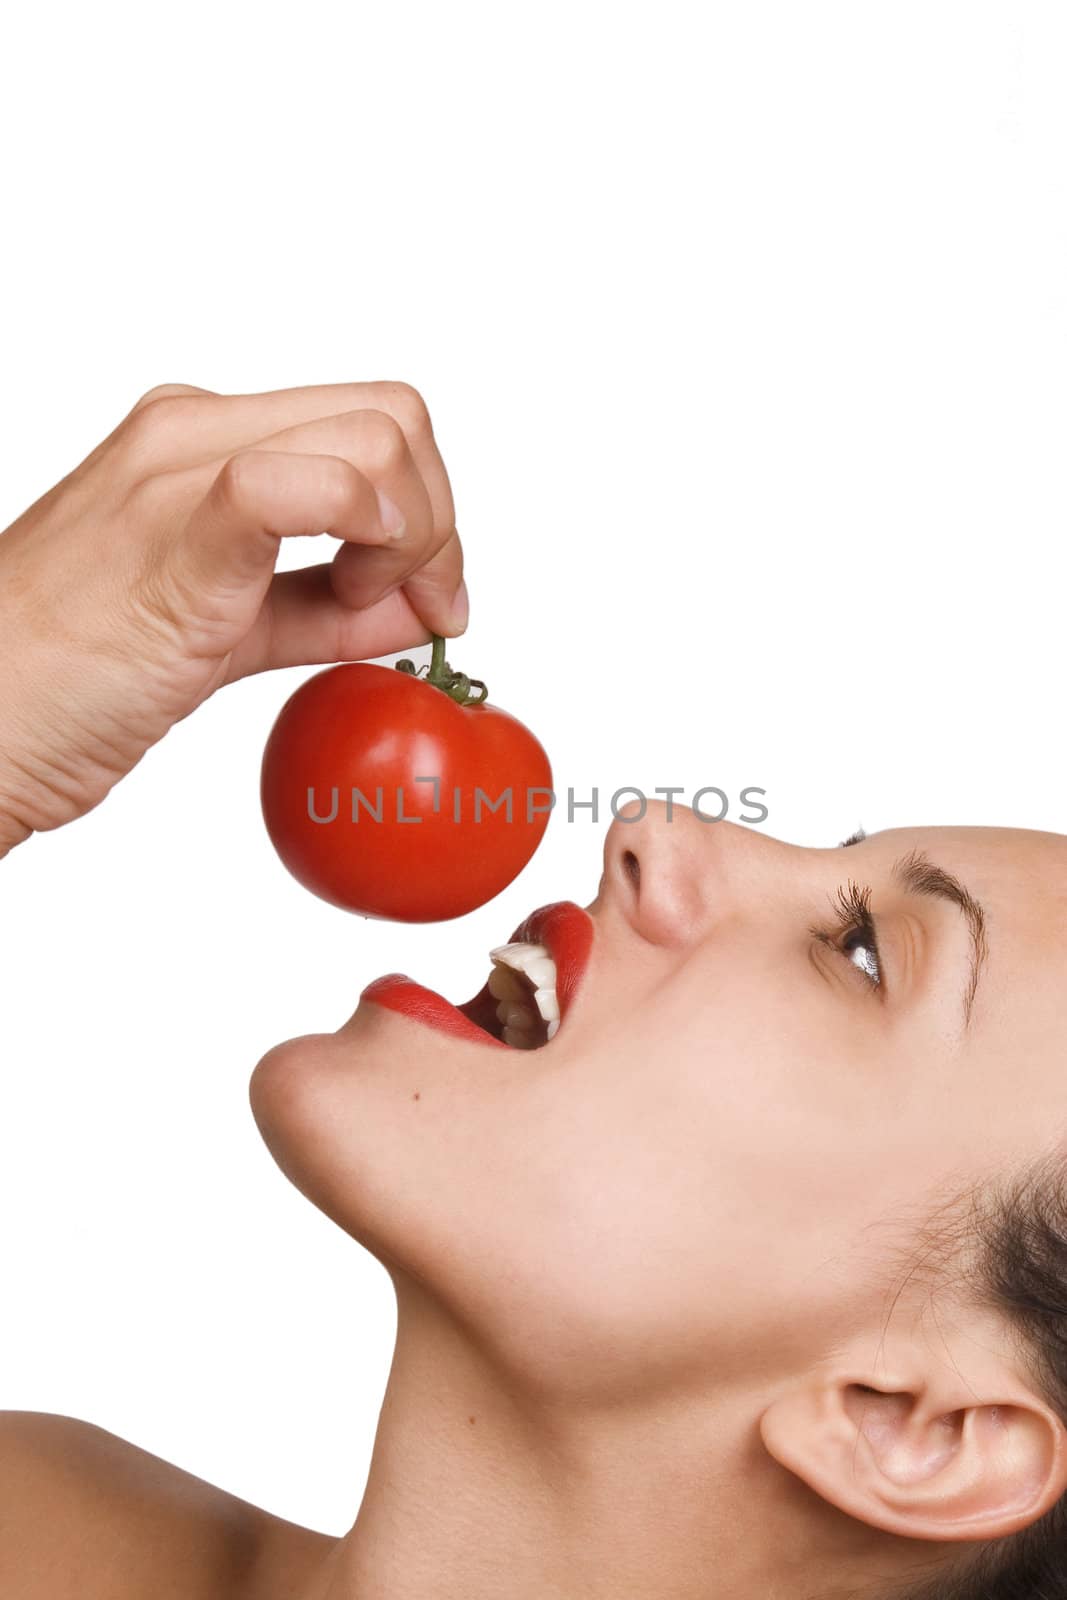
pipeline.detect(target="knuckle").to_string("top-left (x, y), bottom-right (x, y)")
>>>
top-left (120, 391), bottom-right (202, 459)
top-left (381, 381), bottom-right (432, 438)
top-left (357, 409), bottom-right (408, 476)
top-left (131, 382), bottom-right (204, 411)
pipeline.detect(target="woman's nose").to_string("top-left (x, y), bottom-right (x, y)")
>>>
top-left (599, 798), bottom-right (733, 949)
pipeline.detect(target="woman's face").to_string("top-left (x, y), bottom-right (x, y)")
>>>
top-left (251, 812), bottom-right (1067, 1407)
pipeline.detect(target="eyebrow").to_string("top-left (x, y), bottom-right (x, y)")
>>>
top-left (842, 832), bottom-right (989, 1023)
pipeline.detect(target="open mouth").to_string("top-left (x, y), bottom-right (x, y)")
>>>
top-left (359, 901), bottom-right (594, 1051)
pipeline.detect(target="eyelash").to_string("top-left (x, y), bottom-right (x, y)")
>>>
top-left (812, 881), bottom-right (883, 992)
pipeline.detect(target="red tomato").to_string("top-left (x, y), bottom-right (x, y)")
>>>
top-left (260, 659), bottom-right (553, 922)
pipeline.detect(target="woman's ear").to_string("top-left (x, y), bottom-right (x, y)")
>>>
top-left (759, 1355), bottom-right (1067, 1544)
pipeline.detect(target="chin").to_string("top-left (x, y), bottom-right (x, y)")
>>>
top-left (249, 1021), bottom-right (405, 1260)
top-left (247, 1001), bottom-right (507, 1283)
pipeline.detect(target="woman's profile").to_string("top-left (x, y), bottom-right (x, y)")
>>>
top-left (1, 381), bottom-right (1065, 1600)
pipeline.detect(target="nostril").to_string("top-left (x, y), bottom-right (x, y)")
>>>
top-left (621, 849), bottom-right (641, 893)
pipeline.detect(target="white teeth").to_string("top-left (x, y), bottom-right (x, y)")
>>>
top-left (533, 987), bottom-right (559, 1023)
top-left (488, 939), bottom-right (535, 966)
top-left (489, 940), bottom-right (561, 1049)
top-left (523, 956), bottom-right (557, 989)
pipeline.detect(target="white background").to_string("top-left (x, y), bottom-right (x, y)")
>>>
top-left (1, 1), bottom-right (1064, 1535)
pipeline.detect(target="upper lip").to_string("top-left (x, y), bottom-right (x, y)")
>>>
top-left (505, 900), bottom-right (595, 1018)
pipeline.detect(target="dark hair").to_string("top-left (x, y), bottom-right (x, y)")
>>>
top-left (874, 1146), bottom-right (1067, 1600)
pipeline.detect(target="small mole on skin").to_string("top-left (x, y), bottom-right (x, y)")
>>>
top-left (468, 1415), bottom-right (476, 1425)
top-left (412, 1091), bottom-right (421, 1101)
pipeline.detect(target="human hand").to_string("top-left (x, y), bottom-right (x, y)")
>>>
top-left (0, 381), bottom-right (466, 855)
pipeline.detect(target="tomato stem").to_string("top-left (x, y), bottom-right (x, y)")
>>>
top-left (429, 633), bottom-right (448, 681)
top-left (395, 635), bottom-right (488, 706)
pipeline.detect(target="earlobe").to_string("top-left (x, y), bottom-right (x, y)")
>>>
top-left (759, 1371), bottom-right (1067, 1544)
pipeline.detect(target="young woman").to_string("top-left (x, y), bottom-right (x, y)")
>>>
top-left (1, 382), bottom-right (1064, 1600)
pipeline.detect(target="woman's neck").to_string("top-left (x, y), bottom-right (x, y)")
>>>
top-left (292, 1272), bottom-right (887, 1600)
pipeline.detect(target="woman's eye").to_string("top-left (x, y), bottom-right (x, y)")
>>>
top-left (841, 926), bottom-right (881, 986)
top-left (811, 881), bottom-right (884, 994)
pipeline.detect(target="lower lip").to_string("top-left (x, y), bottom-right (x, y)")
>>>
top-left (358, 900), bottom-right (595, 1048)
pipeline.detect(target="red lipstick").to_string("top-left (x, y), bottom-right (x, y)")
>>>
top-left (359, 900), bottom-right (594, 1048)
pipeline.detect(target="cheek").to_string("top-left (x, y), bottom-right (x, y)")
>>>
top-left (464, 1071), bottom-right (808, 1398)
top-left (495, 1010), bottom-right (890, 1380)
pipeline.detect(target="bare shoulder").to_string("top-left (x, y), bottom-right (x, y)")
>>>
top-left (0, 1411), bottom-right (335, 1600)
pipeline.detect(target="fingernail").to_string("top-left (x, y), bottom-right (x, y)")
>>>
top-left (376, 491), bottom-right (406, 540)
top-left (448, 577), bottom-right (469, 633)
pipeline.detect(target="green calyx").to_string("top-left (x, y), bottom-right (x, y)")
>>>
top-left (395, 634), bottom-right (488, 706)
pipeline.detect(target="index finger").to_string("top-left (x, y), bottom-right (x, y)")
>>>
top-left (120, 380), bottom-right (457, 535)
